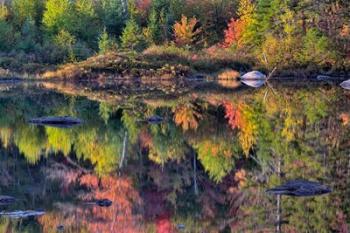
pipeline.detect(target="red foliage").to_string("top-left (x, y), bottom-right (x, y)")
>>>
top-left (223, 102), bottom-right (242, 129)
top-left (223, 18), bottom-right (244, 48)
top-left (136, 0), bottom-right (152, 16)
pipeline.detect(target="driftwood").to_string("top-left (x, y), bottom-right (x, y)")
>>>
top-left (28, 116), bottom-right (83, 128)
top-left (266, 180), bottom-right (331, 197)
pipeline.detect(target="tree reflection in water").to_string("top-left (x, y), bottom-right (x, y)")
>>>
top-left (0, 83), bottom-right (349, 232)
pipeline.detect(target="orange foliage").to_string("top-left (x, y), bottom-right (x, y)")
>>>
top-left (223, 102), bottom-right (256, 156)
top-left (339, 113), bottom-right (350, 126)
top-left (223, 102), bottom-right (243, 129)
top-left (234, 169), bottom-right (246, 188)
top-left (174, 103), bottom-right (202, 131)
top-left (40, 174), bottom-right (143, 233)
top-left (173, 15), bottom-right (201, 46)
top-left (223, 18), bottom-right (245, 48)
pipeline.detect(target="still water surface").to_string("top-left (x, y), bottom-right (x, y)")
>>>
top-left (0, 80), bottom-right (349, 232)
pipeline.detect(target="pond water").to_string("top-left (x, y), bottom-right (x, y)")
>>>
top-left (0, 80), bottom-right (349, 233)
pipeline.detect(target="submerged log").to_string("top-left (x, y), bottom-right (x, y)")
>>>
top-left (0, 210), bottom-right (45, 218)
top-left (266, 180), bottom-right (331, 197)
top-left (0, 195), bottom-right (15, 205)
top-left (28, 116), bottom-right (83, 128)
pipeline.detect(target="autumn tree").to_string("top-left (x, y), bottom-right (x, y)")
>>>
top-left (173, 15), bottom-right (201, 47)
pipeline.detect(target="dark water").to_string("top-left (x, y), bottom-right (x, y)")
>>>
top-left (0, 80), bottom-right (349, 233)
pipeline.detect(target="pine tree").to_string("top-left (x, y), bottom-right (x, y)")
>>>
top-left (98, 28), bottom-right (116, 54)
top-left (120, 18), bottom-right (146, 51)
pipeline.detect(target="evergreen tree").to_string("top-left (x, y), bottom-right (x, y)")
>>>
top-left (98, 28), bottom-right (117, 54)
top-left (97, 0), bottom-right (127, 36)
top-left (120, 18), bottom-right (146, 51)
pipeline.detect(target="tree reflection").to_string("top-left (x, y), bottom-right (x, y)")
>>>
top-left (0, 85), bottom-right (349, 232)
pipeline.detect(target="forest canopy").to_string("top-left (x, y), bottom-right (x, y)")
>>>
top-left (0, 0), bottom-right (349, 71)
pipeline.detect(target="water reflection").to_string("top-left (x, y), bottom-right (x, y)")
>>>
top-left (0, 83), bottom-right (349, 232)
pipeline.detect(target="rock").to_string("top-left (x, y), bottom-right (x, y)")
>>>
top-left (0, 195), bottom-right (15, 205)
top-left (241, 79), bottom-right (266, 88)
top-left (340, 79), bottom-right (350, 90)
top-left (316, 75), bottom-right (332, 81)
top-left (146, 115), bottom-right (164, 124)
top-left (241, 71), bottom-right (266, 80)
top-left (177, 224), bottom-right (186, 230)
top-left (0, 210), bottom-right (45, 219)
top-left (28, 116), bottom-right (83, 128)
top-left (96, 199), bottom-right (112, 207)
top-left (57, 225), bottom-right (64, 232)
top-left (266, 180), bottom-right (331, 197)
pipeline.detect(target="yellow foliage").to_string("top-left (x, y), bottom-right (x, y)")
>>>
top-left (218, 69), bottom-right (240, 80)
top-left (0, 4), bottom-right (9, 20)
top-left (173, 15), bottom-right (201, 46)
top-left (173, 103), bottom-right (202, 131)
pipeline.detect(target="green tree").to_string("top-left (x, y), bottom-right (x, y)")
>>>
top-left (0, 20), bottom-right (14, 51)
top-left (43, 0), bottom-right (73, 36)
top-left (297, 28), bottom-right (337, 66)
top-left (53, 29), bottom-right (76, 62)
top-left (73, 0), bottom-right (99, 45)
top-left (11, 0), bottom-right (43, 27)
top-left (98, 28), bottom-right (117, 54)
top-left (120, 18), bottom-right (146, 51)
top-left (96, 0), bottom-right (126, 36)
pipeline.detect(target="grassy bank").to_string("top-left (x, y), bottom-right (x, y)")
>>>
top-left (41, 45), bottom-right (255, 80)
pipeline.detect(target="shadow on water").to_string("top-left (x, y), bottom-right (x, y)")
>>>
top-left (0, 79), bottom-right (349, 232)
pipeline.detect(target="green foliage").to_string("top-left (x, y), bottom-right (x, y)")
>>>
top-left (297, 28), bottom-right (337, 66)
top-left (53, 29), bottom-right (76, 62)
top-left (73, 0), bottom-right (99, 45)
top-left (97, 0), bottom-right (126, 36)
top-left (98, 29), bottom-right (117, 54)
top-left (43, 0), bottom-right (73, 36)
top-left (120, 18), bottom-right (147, 51)
top-left (196, 139), bottom-right (235, 183)
top-left (0, 4), bottom-right (9, 20)
top-left (11, 0), bottom-right (43, 27)
top-left (0, 20), bottom-right (14, 51)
